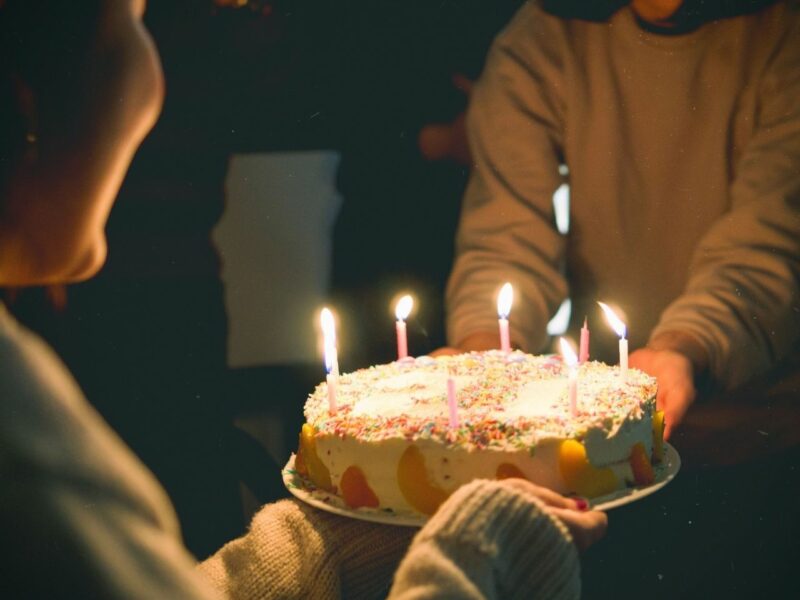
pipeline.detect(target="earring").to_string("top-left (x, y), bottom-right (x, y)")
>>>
top-left (13, 75), bottom-right (38, 162)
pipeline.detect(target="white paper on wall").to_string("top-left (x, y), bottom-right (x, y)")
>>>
top-left (213, 150), bottom-right (342, 367)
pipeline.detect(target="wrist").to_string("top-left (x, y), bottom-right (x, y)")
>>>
top-left (415, 480), bottom-right (579, 597)
top-left (647, 330), bottom-right (709, 376)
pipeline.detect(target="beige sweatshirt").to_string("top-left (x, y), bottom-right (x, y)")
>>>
top-left (446, 0), bottom-right (800, 388)
top-left (0, 304), bottom-right (580, 599)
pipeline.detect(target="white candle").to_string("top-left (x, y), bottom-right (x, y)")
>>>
top-left (559, 337), bottom-right (579, 416)
top-left (497, 283), bottom-right (513, 353)
top-left (598, 302), bottom-right (628, 382)
top-left (447, 376), bottom-right (459, 428)
top-left (326, 372), bottom-right (338, 414)
top-left (320, 307), bottom-right (339, 413)
top-left (395, 295), bottom-right (413, 360)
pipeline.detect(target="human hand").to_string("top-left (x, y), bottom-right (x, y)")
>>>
top-left (629, 347), bottom-right (696, 440)
top-left (431, 331), bottom-right (506, 357)
top-left (418, 73), bottom-right (473, 165)
top-left (430, 346), bottom-right (462, 357)
top-left (432, 329), bottom-right (506, 357)
top-left (497, 479), bottom-right (607, 553)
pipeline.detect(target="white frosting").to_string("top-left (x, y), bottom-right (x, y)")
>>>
top-left (494, 378), bottom-right (568, 419)
top-left (350, 370), bottom-right (478, 419)
top-left (302, 351), bottom-right (659, 515)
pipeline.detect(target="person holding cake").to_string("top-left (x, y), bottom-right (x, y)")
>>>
top-left (0, 1), bottom-right (607, 598)
top-left (440, 0), bottom-right (800, 440)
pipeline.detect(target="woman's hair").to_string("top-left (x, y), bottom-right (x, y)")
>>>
top-left (0, 17), bottom-right (25, 195)
top-left (0, 1), bottom-right (102, 196)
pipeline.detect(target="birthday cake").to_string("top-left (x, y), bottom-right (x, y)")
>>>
top-left (295, 350), bottom-right (664, 517)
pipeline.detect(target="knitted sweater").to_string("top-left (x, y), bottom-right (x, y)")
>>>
top-left (446, 0), bottom-right (800, 388)
top-left (0, 304), bottom-right (579, 599)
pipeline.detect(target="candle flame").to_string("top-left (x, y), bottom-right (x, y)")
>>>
top-left (395, 294), bottom-right (413, 321)
top-left (320, 307), bottom-right (337, 371)
top-left (559, 337), bottom-right (578, 367)
top-left (497, 283), bottom-right (513, 319)
top-left (598, 302), bottom-right (627, 339)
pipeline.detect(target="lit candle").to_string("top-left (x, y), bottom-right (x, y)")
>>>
top-left (447, 372), bottom-right (459, 428)
top-left (320, 307), bottom-right (339, 414)
top-left (559, 337), bottom-right (579, 416)
top-left (598, 302), bottom-right (628, 381)
top-left (497, 282), bottom-right (513, 353)
top-left (579, 316), bottom-right (590, 364)
top-left (395, 295), bottom-right (413, 360)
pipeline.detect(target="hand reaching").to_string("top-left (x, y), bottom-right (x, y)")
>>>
top-left (418, 73), bottom-right (473, 165)
top-left (497, 479), bottom-right (608, 552)
top-left (431, 330), bottom-right (505, 357)
top-left (628, 347), bottom-right (696, 440)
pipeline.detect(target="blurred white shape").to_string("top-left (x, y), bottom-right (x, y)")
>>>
top-left (546, 298), bottom-right (572, 336)
top-left (213, 151), bottom-right (342, 367)
top-left (553, 183), bottom-right (570, 235)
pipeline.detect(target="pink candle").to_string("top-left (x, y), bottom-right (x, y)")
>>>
top-left (396, 321), bottom-right (407, 359)
top-left (447, 377), bottom-right (459, 428)
top-left (559, 337), bottom-right (579, 416)
top-left (499, 319), bottom-right (510, 353)
top-left (568, 369), bottom-right (577, 416)
top-left (579, 317), bottom-right (590, 364)
top-left (497, 283), bottom-right (513, 353)
top-left (395, 295), bottom-right (413, 360)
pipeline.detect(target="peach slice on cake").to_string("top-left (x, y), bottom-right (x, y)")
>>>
top-left (397, 444), bottom-right (450, 515)
top-left (297, 423), bottom-right (333, 491)
top-left (496, 463), bottom-right (527, 480)
top-left (652, 410), bottom-right (666, 463)
top-left (630, 441), bottom-right (655, 486)
top-left (340, 465), bottom-right (380, 509)
top-left (558, 439), bottom-right (619, 498)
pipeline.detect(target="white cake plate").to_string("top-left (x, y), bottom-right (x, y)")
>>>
top-left (282, 443), bottom-right (681, 527)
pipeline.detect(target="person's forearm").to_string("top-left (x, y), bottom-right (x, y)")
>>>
top-left (388, 480), bottom-right (580, 599)
top-left (652, 14), bottom-right (800, 390)
top-left (647, 330), bottom-right (709, 378)
top-left (197, 499), bottom-right (414, 600)
top-left (445, 6), bottom-right (568, 353)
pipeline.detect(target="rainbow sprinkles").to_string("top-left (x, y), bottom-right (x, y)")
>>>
top-left (296, 350), bottom-right (664, 519)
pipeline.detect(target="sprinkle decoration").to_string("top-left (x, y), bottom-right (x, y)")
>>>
top-left (308, 350), bottom-right (656, 451)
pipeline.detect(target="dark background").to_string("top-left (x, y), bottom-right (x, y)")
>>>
top-left (5, 1), bottom-right (799, 597)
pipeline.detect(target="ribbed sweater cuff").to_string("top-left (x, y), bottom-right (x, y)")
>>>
top-left (416, 479), bottom-right (580, 599)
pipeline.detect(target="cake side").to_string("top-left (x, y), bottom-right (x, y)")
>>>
top-left (297, 350), bottom-right (661, 516)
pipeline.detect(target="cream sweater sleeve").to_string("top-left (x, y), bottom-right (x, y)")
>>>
top-left (198, 481), bottom-right (580, 600)
top-left (445, 3), bottom-right (567, 352)
top-left (198, 499), bottom-right (415, 600)
top-left (387, 480), bottom-right (580, 600)
top-left (651, 11), bottom-right (800, 388)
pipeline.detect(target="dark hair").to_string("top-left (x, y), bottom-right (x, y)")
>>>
top-left (540, 0), bottom-right (628, 21)
top-left (0, 1), bottom-right (103, 192)
top-left (540, 0), bottom-right (781, 25)
top-left (0, 35), bottom-right (25, 195)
